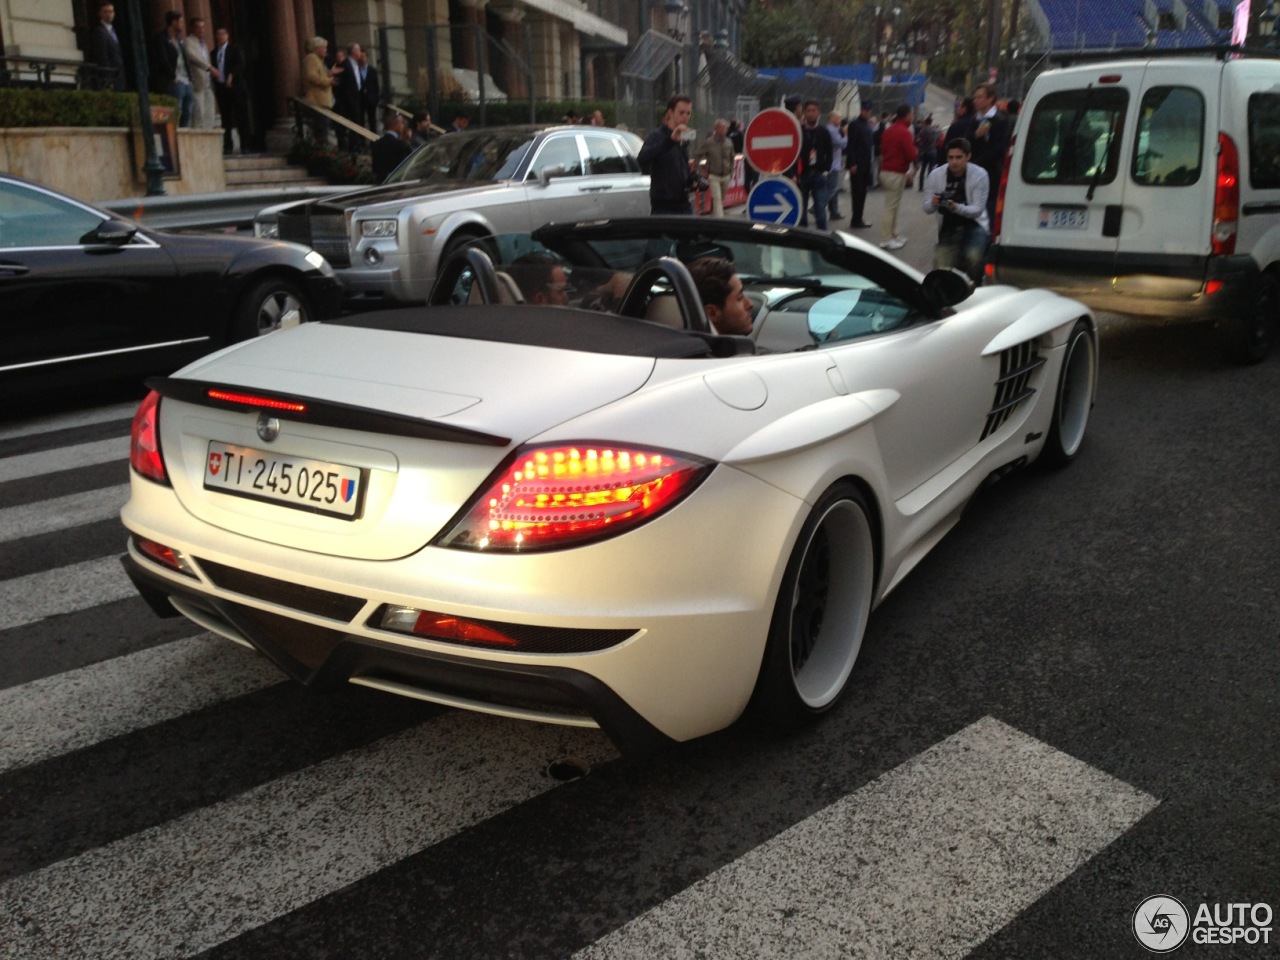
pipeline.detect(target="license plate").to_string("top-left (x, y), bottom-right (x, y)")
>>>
top-left (1038, 207), bottom-right (1089, 230)
top-left (203, 442), bottom-right (364, 519)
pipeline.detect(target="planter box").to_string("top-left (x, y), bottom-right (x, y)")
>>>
top-left (0, 127), bottom-right (226, 203)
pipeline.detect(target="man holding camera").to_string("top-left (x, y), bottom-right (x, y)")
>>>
top-left (639, 93), bottom-right (704, 215)
top-left (921, 138), bottom-right (990, 281)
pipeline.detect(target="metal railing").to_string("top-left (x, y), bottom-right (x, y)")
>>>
top-left (100, 186), bottom-right (342, 233)
top-left (0, 54), bottom-right (120, 90)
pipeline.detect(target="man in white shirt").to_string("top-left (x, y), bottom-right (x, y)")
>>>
top-left (183, 18), bottom-right (219, 130)
top-left (922, 138), bottom-right (991, 280)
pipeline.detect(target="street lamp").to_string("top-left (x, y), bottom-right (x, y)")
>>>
top-left (803, 36), bottom-right (820, 68)
top-left (1260, 0), bottom-right (1278, 48)
top-left (664, 0), bottom-right (687, 94)
top-left (124, 0), bottom-right (165, 196)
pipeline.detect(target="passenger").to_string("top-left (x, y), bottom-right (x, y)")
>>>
top-left (510, 253), bottom-right (572, 305)
top-left (687, 257), bottom-right (753, 335)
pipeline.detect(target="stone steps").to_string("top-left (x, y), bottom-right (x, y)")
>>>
top-left (222, 153), bottom-right (329, 191)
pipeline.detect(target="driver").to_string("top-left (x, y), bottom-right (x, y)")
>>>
top-left (687, 257), bottom-right (753, 335)
top-left (509, 252), bottom-right (572, 305)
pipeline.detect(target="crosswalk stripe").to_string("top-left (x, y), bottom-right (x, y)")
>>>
top-left (575, 716), bottom-right (1158, 960)
top-left (0, 437), bottom-right (127, 484)
top-left (0, 401), bottom-right (137, 442)
top-left (0, 483), bottom-right (129, 543)
top-left (0, 556), bottom-right (137, 630)
top-left (0, 714), bottom-right (618, 959)
top-left (0, 634), bottom-right (282, 775)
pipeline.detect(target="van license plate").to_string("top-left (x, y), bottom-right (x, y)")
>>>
top-left (203, 441), bottom-right (364, 519)
top-left (1038, 208), bottom-right (1088, 230)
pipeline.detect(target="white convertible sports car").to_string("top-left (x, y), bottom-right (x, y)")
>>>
top-left (121, 217), bottom-right (1098, 753)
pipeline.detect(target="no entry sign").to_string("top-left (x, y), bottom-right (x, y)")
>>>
top-left (744, 108), bottom-right (802, 175)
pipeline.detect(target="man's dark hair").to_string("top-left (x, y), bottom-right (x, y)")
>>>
top-left (945, 137), bottom-right (972, 156)
top-left (413, 110), bottom-right (430, 126)
top-left (974, 81), bottom-right (998, 101)
top-left (958, 96), bottom-right (975, 115)
top-left (895, 103), bottom-right (912, 120)
top-left (861, 101), bottom-right (875, 113)
top-left (687, 257), bottom-right (735, 312)
top-left (452, 109), bottom-right (469, 121)
top-left (783, 94), bottom-right (801, 111)
top-left (510, 252), bottom-right (564, 301)
top-left (189, 16), bottom-right (204, 28)
top-left (804, 99), bottom-right (819, 110)
top-left (666, 93), bottom-right (692, 112)
top-left (165, 10), bottom-right (183, 26)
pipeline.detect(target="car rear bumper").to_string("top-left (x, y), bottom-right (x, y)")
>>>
top-left (990, 246), bottom-right (1258, 320)
top-left (122, 552), bottom-right (676, 754)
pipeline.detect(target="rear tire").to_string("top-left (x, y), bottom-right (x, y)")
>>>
top-left (1041, 319), bottom-right (1097, 467)
top-left (749, 482), bottom-right (875, 730)
top-left (1221, 273), bottom-right (1278, 365)
top-left (233, 276), bottom-right (310, 341)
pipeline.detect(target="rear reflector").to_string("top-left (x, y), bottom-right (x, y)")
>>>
top-left (379, 605), bottom-right (519, 647)
top-left (133, 535), bottom-right (196, 577)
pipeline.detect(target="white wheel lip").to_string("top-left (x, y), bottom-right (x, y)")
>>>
top-left (788, 498), bottom-right (875, 709)
top-left (1055, 327), bottom-right (1096, 458)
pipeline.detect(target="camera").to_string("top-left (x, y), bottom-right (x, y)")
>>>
top-left (680, 127), bottom-right (697, 142)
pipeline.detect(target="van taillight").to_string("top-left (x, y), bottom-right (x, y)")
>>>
top-left (992, 134), bottom-right (1015, 240)
top-left (1212, 133), bottom-right (1239, 256)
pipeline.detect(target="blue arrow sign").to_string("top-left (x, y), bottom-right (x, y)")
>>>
top-left (747, 177), bottom-right (802, 226)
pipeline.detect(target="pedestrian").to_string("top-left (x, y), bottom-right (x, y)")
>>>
top-left (448, 110), bottom-right (469, 133)
top-left (333, 46), bottom-right (361, 140)
top-left (694, 118), bottom-right (735, 217)
top-left (781, 93), bottom-right (804, 181)
top-left (844, 100), bottom-right (874, 228)
top-left (87, 2), bottom-right (125, 91)
top-left (590, 110), bottom-right (605, 126)
top-left (969, 82), bottom-right (1011, 226)
top-left (797, 100), bottom-right (833, 229)
top-left (351, 44), bottom-right (381, 132)
top-left (302, 37), bottom-right (341, 142)
top-left (212, 27), bottom-right (251, 154)
top-left (877, 103), bottom-right (918, 250)
top-left (826, 111), bottom-right (847, 221)
top-left (372, 112), bottom-right (413, 182)
top-left (183, 18), bottom-right (218, 130)
top-left (637, 93), bottom-right (699, 215)
top-left (914, 116), bottom-right (937, 190)
top-left (150, 11), bottom-right (194, 127)
top-left (872, 111), bottom-right (888, 186)
top-left (922, 137), bottom-right (990, 281)
top-left (945, 97), bottom-right (977, 146)
top-left (411, 110), bottom-right (439, 147)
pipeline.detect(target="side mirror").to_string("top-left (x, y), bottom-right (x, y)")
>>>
top-left (920, 267), bottom-right (974, 312)
top-left (80, 219), bottom-right (138, 246)
top-left (536, 164), bottom-right (569, 187)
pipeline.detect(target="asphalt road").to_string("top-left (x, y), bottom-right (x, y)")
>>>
top-left (0, 210), bottom-right (1277, 958)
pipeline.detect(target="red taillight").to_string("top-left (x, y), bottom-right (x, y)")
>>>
top-left (379, 606), bottom-right (519, 646)
top-left (437, 443), bottom-right (713, 552)
top-left (130, 390), bottom-right (168, 484)
top-left (1212, 132), bottom-right (1239, 256)
top-left (992, 134), bottom-right (1014, 240)
top-left (206, 388), bottom-right (306, 412)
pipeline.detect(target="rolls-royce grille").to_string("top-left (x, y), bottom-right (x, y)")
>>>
top-left (277, 213), bottom-right (351, 268)
top-left (982, 341), bottom-right (1045, 441)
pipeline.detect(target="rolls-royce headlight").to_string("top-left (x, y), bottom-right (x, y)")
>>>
top-left (256, 221), bottom-right (279, 239)
top-left (360, 219), bottom-right (398, 239)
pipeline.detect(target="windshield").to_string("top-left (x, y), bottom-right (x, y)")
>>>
top-left (384, 131), bottom-right (537, 184)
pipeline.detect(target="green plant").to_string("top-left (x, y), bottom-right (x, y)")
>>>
top-left (0, 88), bottom-right (176, 127)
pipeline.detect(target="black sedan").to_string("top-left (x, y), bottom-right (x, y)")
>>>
top-left (0, 175), bottom-right (342, 401)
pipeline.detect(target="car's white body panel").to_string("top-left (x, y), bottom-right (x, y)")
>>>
top-left (122, 221), bottom-right (1096, 746)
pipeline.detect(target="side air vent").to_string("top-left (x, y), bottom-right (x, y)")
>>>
top-left (982, 341), bottom-right (1045, 441)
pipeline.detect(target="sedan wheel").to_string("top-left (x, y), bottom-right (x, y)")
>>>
top-left (750, 482), bottom-right (875, 729)
top-left (235, 277), bottom-right (310, 341)
top-left (1041, 319), bottom-right (1097, 467)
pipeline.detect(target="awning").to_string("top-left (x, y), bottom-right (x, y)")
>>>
top-left (619, 30), bottom-right (682, 82)
top-left (516, 0), bottom-right (628, 46)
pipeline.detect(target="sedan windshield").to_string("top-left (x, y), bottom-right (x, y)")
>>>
top-left (384, 131), bottom-right (537, 184)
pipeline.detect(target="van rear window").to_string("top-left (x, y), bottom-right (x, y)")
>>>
top-left (1248, 93), bottom-right (1280, 190)
top-left (1021, 88), bottom-right (1128, 185)
top-left (1132, 87), bottom-right (1203, 186)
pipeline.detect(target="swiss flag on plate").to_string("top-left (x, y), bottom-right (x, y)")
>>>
top-left (208, 452), bottom-right (222, 476)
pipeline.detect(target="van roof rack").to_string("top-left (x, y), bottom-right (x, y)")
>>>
top-left (1044, 44), bottom-right (1280, 67)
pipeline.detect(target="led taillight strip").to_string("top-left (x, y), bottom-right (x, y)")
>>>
top-left (206, 389), bottom-right (307, 412)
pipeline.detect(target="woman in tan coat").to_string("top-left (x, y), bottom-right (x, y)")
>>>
top-left (301, 36), bottom-right (340, 139)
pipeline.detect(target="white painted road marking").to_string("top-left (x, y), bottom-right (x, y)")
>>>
top-left (0, 483), bottom-right (129, 542)
top-left (576, 716), bottom-right (1158, 960)
top-left (0, 556), bottom-right (137, 630)
top-left (0, 714), bottom-right (618, 960)
top-left (0, 634), bottom-right (283, 774)
top-left (0, 401), bottom-right (136, 442)
top-left (0, 437), bottom-right (126, 484)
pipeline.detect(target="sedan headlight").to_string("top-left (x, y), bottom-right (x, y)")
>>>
top-left (304, 249), bottom-right (335, 276)
top-left (360, 219), bottom-right (398, 239)
top-left (255, 221), bottom-right (279, 239)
